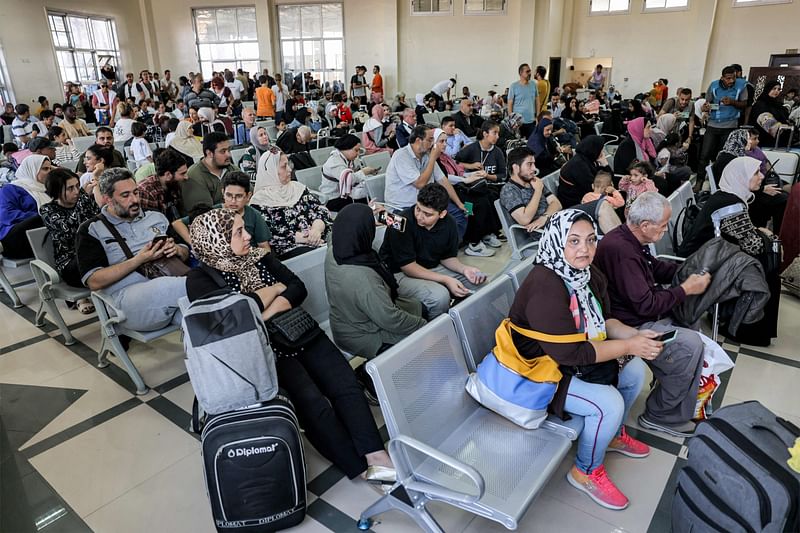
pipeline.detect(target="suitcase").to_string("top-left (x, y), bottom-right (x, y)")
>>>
top-left (200, 395), bottom-right (307, 532)
top-left (672, 401), bottom-right (800, 533)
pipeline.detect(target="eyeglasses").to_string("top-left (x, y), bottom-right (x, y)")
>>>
top-left (224, 192), bottom-right (247, 201)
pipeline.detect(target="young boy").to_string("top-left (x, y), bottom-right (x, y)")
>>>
top-left (581, 171), bottom-right (625, 208)
top-left (130, 121), bottom-right (152, 168)
top-left (172, 171), bottom-right (272, 251)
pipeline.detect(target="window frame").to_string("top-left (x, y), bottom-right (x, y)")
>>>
top-left (588, 0), bottom-right (631, 16)
top-left (276, 3), bottom-right (345, 90)
top-left (732, 0), bottom-right (791, 6)
top-left (642, 0), bottom-right (690, 13)
top-left (0, 44), bottom-right (14, 106)
top-left (46, 10), bottom-right (122, 86)
top-left (463, 0), bottom-right (507, 15)
top-left (191, 5), bottom-right (260, 80)
top-left (410, 0), bottom-right (453, 16)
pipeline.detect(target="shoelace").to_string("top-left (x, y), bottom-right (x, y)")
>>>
top-left (588, 466), bottom-right (617, 491)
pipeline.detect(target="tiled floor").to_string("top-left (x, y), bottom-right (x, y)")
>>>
top-left (2, 247), bottom-right (799, 533)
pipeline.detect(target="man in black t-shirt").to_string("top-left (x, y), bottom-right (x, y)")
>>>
top-left (379, 183), bottom-right (486, 318)
top-left (350, 66), bottom-right (367, 103)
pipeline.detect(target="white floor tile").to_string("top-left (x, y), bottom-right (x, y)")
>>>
top-left (723, 353), bottom-right (800, 418)
top-left (30, 404), bottom-right (199, 517)
top-left (106, 330), bottom-right (187, 389)
top-left (162, 381), bottom-right (195, 413)
top-left (0, 338), bottom-right (87, 384)
top-left (0, 308), bottom-right (49, 347)
top-left (737, 294), bottom-right (800, 361)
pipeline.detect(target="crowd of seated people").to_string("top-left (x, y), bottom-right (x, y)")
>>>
top-left (0, 59), bottom-right (797, 519)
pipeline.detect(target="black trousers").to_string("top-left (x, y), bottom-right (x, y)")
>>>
top-left (455, 185), bottom-right (501, 245)
top-left (750, 190), bottom-right (788, 234)
top-left (726, 270), bottom-right (781, 347)
top-left (276, 335), bottom-right (384, 479)
top-left (60, 257), bottom-right (84, 288)
top-left (0, 216), bottom-right (42, 259)
top-left (698, 126), bottom-right (734, 184)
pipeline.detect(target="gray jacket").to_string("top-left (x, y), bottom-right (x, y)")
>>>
top-left (672, 237), bottom-right (770, 334)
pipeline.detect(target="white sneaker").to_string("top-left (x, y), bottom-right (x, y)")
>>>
top-left (465, 243), bottom-right (495, 257)
top-left (482, 234), bottom-right (502, 248)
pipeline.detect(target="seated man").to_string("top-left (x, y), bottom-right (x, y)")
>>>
top-left (594, 192), bottom-right (711, 438)
top-left (451, 98), bottom-right (484, 138)
top-left (394, 108), bottom-right (417, 148)
top-left (172, 170), bottom-right (271, 251)
top-left (11, 104), bottom-right (35, 147)
top-left (136, 148), bottom-right (189, 219)
top-left (59, 104), bottom-right (92, 140)
top-left (180, 132), bottom-right (237, 216)
top-left (379, 183), bottom-right (486, 318)
top-left (75, 127), bottom-right (126, 173)
top-left (276, 124), bottom-right (312, 155)
top-left (499, 147), bottom-right (561, 249)
top-left (76, 168), bottom-right (188, 332)
top-left (385, 124), bottom-right (467, 239)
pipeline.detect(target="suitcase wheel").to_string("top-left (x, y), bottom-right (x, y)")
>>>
top-left (357, 518), bottom-right (372, 530)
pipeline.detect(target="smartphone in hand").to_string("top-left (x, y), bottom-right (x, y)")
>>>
top-left (377, 211), bottom-right (407, 232)
top-left (655, 330), bottom-right (678, 343)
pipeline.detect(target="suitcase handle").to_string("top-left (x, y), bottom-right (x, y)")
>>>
top-left (752, 422), bottom-right (797, 448)
top-left (777, 416), bottom-right (800, 438)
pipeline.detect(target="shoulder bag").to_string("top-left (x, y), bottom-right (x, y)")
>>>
top-left (99, 215), bottom-right (190, 279)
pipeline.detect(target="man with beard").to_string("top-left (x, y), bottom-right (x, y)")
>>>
top-left (76, 167), bottom-right (188, 331)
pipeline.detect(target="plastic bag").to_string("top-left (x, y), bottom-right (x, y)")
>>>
top-left (693, 332), bottom-right (735, 420)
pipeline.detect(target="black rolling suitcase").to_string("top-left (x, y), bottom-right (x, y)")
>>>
top-left (199, 395), bottom-right (307, 532)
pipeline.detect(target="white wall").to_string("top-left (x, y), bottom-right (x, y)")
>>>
top-left (0, 0), bottom-right (149, 107)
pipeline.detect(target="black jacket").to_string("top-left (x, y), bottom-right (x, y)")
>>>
top-left (557, 135), bottom-right (610, 208)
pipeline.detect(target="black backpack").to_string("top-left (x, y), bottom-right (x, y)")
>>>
top-left (672, 191), bottom-right (710, 253)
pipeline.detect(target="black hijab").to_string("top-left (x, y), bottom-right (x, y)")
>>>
top-left (754, 80), bottom-right (789, 122)
top-left (557, 135), bottom-right (607, 208)
top-left (332, 204), bottom-right (399, 301)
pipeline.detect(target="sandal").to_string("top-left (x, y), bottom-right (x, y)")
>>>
top-left (76, 298), bottom-right (95, 315)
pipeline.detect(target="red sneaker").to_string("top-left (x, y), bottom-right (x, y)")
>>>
top-left (607, 427), bottom-right (650, 458)
top-left (567, 465), bottom-right (629, 510)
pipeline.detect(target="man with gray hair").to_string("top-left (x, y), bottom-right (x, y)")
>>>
top-left (594, 192), bottom-right (711, 438)
top-left (76, 168), bottom-right (188, 332)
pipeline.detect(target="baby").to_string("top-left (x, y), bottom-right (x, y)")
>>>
top-left (582, 171), bottom-right (624, 208)
top-left (619, 161), bottom-right (658, 215)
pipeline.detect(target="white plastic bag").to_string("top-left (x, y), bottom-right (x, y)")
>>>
top-left (693, 332), bottom-right (735, 420)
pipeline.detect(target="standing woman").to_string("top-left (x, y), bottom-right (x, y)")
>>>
top-left (186, 208), bottom-right (395, 484)
top-left (0, 155), bottom-right (52, 258)
top-left (508, 209), bottom-right (656, 510)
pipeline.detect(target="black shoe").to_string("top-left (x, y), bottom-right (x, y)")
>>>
top-left (355, 364), bottom-right (379, 406)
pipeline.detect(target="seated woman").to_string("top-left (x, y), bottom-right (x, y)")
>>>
top-left (613, 117), bottom-right (656, 179)
top-left (46, 126), bottom-right (80, 165)
top-left (39, 168), bottom-right (100, 312)
top-left (0, 155), bottom-right (52, 258)
top-left (455, 120), bottom-right (507, 185)
top-left (713, 129), bottom-right (787, 233)
top-left (325, 204), bottom-right (427, 397)
top-left (655, 132), bottom-right (692, 196)
top-left (250, 148), bottom-right (331, 259)
top-left (509, 209), bottom-right (658, 510)
top-left (361, 105), bottom-right (394, 155)
top-left (186, 208), bottom-right (395, 485)
top-left (749, 80), bottom-right (790, 148)
top-left (238, 126), bottom-right (271, 182)
top-left (168, 120), bottom-right (203, 164)
top-left (79, 144), bottom-right (114, 188)
top-left (320, 134), bottom-right (379, 212)
top-left (527, 116), bottom-right (568, 177)
top-left (677, 157), bottom-right (780, 346)
top-left (498, 112), bottom-right (523, 152)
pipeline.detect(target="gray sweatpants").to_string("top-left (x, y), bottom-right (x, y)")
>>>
top-left (639, 319), bottom-right (704, 425)
top-left (112, 276), bottom-right (187, 332)
top-left (395, 265), bottom-right (480, 319)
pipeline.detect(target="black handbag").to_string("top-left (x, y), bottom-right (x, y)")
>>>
top-left (562, 360), bottom-right (619, 386)
top-left (266, 306), bottom-right (323, 349)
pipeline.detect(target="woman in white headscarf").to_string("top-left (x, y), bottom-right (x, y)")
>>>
top-left (168, 121), bottom-right (203, 161)
top-left (249, 148), bottom-right (331, 259)
top-left (679, 156), bottom-right (781, 345)
top-left (0, 155), bottom-right (52, 258)
top-left (238, 126), bottom-right (271, 182)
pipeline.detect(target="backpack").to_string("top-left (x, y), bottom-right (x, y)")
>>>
top-left (672, 192), bottom-right (709, 253)
top-left (182, 286), bottom-right (278, 418)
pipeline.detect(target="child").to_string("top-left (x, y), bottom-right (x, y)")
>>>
top-left (619, 161), bottom-right (658, 215)
top-left (582, 171), bottom-right (625, 208)
top-left (130, 121), bottom-right (152, 168)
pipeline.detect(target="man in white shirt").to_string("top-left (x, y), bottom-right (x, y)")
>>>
top-left (271, 74), bottom-right (288, 123)
top-left (430, 78), bottom-right (456, 111)
top-left (162, 70), bottom-right (178, 102)
top-left (225, 71), bottom-right (244, 101)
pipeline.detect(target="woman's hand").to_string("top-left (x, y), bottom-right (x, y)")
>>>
top-left (83, 176), bottom-right (98, 194)
top-left (763, 184), bottom-right (782, 197)
top-left (306, 227), bottom-right (324, 246)
top-left (597, 152), bottom-right (609, 167)
top-left (93, 161), bottom-right (106, 178)
top-left (626, 335), bottom-right (664, 361)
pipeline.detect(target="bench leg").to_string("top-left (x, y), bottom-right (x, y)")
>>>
top-left (0, 268), bottom-right (22, 308)
top-left (98, 332), bottom-right (149, 395)
top-left (359, 490), bottom-right (444, 533)
top-left (41, 297), bottom-right (76, 346)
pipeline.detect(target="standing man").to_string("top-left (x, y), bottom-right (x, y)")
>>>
top-left (120, 72), bottom-right (137, 102)
top-left (350, 66), bottom-right (368, 104)
top-left (697, 65), bottom-right (748, 188)
top-left (508, 64), bottom-right (539, 139)
top-left (271, 74), bottom-right (288, 123)
top-left (136, 70), bottom-right (160, 104)
top-left (371, 65), bottom-right (384, 104)
top-left (534, 66), bottom-right (550, 117)
top-left (162, 70), bottom-right (178, 102)
top-left (731, 63), bottom-right (755, 125)
top-left (91, 81), bottom-right (119, 125)
top-left (431, 78), bottom-right (456, 111)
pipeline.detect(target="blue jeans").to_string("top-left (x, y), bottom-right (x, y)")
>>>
top-left (446, 201), bottom-right (467, 241)
top-left (564, 357), bottom-right (646, 473)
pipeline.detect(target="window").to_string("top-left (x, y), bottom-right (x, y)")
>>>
top-left (277, 4), bottom-right (344, 89)
top-left (193, 7), bottom-right (259, 80)
top-left (733, 0), bottom-right (791, 5)
top-left (47, 11), bottom-right (121, 85)
top-left (0, 45), bottom-right (13, 106)
top-left (643, 0), bottom-right (689, 11)
top-left (589, 0), bottom-right (630, 14)
top-left (411, 0), bottom-right (453, 15)
top-left (464, 0), bottom-right (506, 14)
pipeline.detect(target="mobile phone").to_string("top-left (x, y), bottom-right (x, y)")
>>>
top-left (152, 235), bottom-right (169, 245)
top-left (377, 211), bottom-right (407, 232)
top-left (655, 330), bottom-right (678, 343)
top-left (463, 201), bottom-right (474, 216)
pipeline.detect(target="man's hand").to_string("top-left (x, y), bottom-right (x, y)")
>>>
top-left (527, 216), bottom-right (548, 232)
top-left (363, 166), bottom-right (379, 176)
top-left (443, 276), bottom-right (470, 298)
top-left (136, 240), bottom-right (166, 265)
top-left (160, 238), bottom-right (179, 258)
top-left (681, 272), bottom-right (711, 296)
top-left (626, 335), bottom-right (664, 361)
top-left (531, 177), bottom-right (544, 194)
top-left (430, 139), bottom-right (444, 160)
top-left (701, 102), bottom-right (711, 113)
top-left (721, 97), bottom-right (732, 105)
top-left (463, 266), bottom-right (487, 285)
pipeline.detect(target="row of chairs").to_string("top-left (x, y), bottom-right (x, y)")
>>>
top-left (359, 258), bottom-right (583, 532)
top-left (421, 111), bottom-right (450, 126)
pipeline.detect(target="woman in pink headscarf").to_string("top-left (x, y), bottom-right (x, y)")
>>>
top-left (613, 117), bottom-right (657, 178)
top-left (361, 104), bottom-right (395, 154)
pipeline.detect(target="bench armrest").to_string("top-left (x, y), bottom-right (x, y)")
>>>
top-left (388, 434), bottom-right (485, 504)
top-left (29, 259), bottom-right (61, 295)
top-left (91, 290), bottom-right (127, 335)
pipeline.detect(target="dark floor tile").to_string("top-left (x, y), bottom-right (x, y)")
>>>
top-left (307, 464), bottom-right (346, 497)
top-left (647, 457), bottom-right (686, 533)
top-left (146, 396), bottom-right (199, 441)
top-left (307, 497), bottom-right (372, 532)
